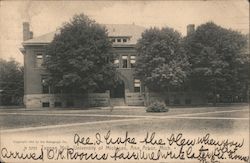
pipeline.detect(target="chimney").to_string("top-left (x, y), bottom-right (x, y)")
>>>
top-left (23, 22), bottom-right (33, 41)
top-left (187, 24), bottom-right (195, 36)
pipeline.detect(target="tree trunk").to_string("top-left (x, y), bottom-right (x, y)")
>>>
top-left (167, 86), bottom-right (170, 105)
top-left (213, 79), bottom-right (217, 106)
top-left (213, 94), bottom-right (217, 106)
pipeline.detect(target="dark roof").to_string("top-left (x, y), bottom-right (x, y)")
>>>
top-left (23, 24), bottom-right (145, 46)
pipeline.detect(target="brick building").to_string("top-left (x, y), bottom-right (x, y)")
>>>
top-left (21, 22), bottom-right (207, 108)
top-left (20, 22), bottom-right (148, 108)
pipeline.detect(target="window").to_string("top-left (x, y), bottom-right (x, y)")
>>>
top-left (165, 99), bottom-right (169, 105)
top-left (134, 79), bottom-right (141, 92)
top-left (36, 53), bottom-right (43, 67)
top-left (114, 59), bottom-right (119, 68)
top-left (54, 102), bottom-right (62, 107)
top-left (122, 56), bottom-right (128, 68)
top-left (130, 55), bottom-right (136, 68)
top-left (66, 101), bottom-right (74, 107)
top-left (111, 37), bottom-right (130, 44)
top-left (53, 87), bottom-right (62, 94)
top-left (41, 77), bottom-right (49, 94)
top-left (174, 98), bottom-right (180, 105)
top-left (42, 102), bottom-right (50, 107)
top-left (185, 99), bottom-right (192, 104)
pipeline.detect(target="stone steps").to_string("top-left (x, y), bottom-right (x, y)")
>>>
top-left (125, 93), bottom-right (145, 106)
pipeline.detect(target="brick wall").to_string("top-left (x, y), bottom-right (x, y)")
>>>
top-left (23, 46), bottom-right (47, 95)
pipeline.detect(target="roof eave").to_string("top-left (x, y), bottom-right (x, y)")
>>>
top-left (22, 42), bottom-right (49, 46)
top-left (109, 36), bottom-right (132, 38)
top-left (22, 42), bottom-right (136, 48)
top-left (112, 44), bottom-right (136, 48)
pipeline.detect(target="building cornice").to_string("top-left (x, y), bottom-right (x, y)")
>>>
top-left (22, 42), bottom-right (49, 46)
top-left (22, 42), bottom-right (136, 48)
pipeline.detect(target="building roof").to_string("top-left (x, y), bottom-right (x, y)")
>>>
top-left (23, 32), bottom-right (56, 45)
top-left (105, 24), bottom-right (145, 44)
top-left (23, 24), bottom-right (145, 46)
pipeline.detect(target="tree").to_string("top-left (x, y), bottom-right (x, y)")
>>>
top-left (233, 34), bottom-right (249, 102)
top-left (44, 14), bottom-right (116, 93)
top-left (183, 22), bottom-right (249, 104)
top-left (0, 59), bottom-right (24, 105)
top-left (135, 27), bottom-right (190, 92)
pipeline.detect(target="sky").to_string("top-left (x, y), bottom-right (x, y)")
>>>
top-left (0, 0), bottom-right (249, 64)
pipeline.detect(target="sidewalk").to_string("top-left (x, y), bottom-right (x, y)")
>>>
top-left (0, 103), bottom-right (248, 112)
top-left (100, 105), bottom-right (146, 110)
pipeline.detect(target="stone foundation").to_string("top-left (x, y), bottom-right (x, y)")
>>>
top-left (24, 91), bottom-right (111, 108)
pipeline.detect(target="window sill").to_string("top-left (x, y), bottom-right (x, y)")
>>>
top-left (33, 67), bottom-right (46, 70)
top-left (117, 68), bottom-right (135, 69)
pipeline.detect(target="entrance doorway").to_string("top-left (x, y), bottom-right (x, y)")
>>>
top-left (110, 80), bottom-right (125, 98)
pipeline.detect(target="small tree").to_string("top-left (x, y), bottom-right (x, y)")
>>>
top-left (0, 59), bottom-right (24, 105)
top-left (135, 27), bottom-right (190, 92)
top-left (184, 22), bottom-right (249, 104)
top-left (44, 14), bottom-right (116, 93)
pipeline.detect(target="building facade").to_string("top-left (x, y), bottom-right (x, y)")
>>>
top-left (21, 23), bottom-right (147, 108)
top-left (21, 22), bottom-right (207, 108)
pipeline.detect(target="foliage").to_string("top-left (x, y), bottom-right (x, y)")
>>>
top-left (135, 27), bottom-right (190, 91)
top-left (183, 22), bottom-right (249, 103)
top-left (146, 102), bottom-right (169, 112)
top-left (44, 14), bottom-right (116, 93)
top-left (0, 59), bottom-right (24, 105)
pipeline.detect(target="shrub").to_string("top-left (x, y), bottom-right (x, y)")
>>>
top-left (146, 102), bottom-right (169, 112)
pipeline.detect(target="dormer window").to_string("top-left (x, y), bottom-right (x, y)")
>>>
top-left (110, 37), bottom-right (130, 44)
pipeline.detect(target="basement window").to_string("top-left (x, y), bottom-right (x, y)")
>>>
top-left (174, 98), bottom-right (180, 105)
top-left (185, 99), bottom-right (191, 104)
top-left (66, 101), bottom-right (74, 107)
top-left (42, 102), bottom-right (50, 107)
top-left (54, 102), bottom-right (62, 107)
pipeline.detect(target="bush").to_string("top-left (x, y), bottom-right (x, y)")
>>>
top-left (146, 102), bottom-right (169, 112)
